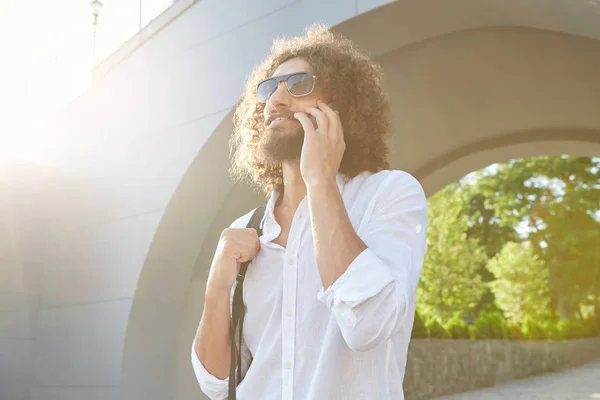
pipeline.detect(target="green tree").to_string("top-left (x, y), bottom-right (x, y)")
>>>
top-left (425, 317), bottom-right (449, 339)
top-left (462, 186), bottom-right (519, 315)
top-left (411, 311), bottom-right (427, 339)
top-left (418, 183), bottom-right (487, 323)
top-left (473, 311), bottom-right (510, 339)
top-left (487, 241), bottom-right (551, 323)
top-left (443, 315), bottom-right (470, 339)
top-left (471, 156), bottom-right (600, 320)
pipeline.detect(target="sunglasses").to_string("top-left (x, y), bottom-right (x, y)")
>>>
top-left (256, 72), bottom-right (317, 103)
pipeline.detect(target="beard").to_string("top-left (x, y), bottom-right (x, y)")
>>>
top-left (257, 121), bottom-right (305, 163)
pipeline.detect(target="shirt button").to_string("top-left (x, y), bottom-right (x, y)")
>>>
top-left (287, 258), bottom-right (294, 265)
top-left (416, 223), bottom-right (422, 233)
top-left (285, 311), bottom-right (293, 317)
top-left (284, 362), bottom-right (292, 370)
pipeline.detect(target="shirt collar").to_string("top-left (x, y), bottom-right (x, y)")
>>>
top-left (258, 173), bottom-right (349, 241)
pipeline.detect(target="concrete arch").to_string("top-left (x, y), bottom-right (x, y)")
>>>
top-left (372, 25), bottom-right (600, 194)
top-left (417, 128), bottom-right (600, 195)
top-left (119, 106), bottom-right (265, 400)
top-left (121, 2), bottom-right (600, 399)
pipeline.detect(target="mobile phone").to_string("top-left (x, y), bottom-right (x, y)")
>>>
top-left (309, 115), bottom-right (319, 130)
top-left (309, 101), bottom-right (339, 130)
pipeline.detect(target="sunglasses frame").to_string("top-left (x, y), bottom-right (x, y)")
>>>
top-left (256, 72), bottom-right (317, 103)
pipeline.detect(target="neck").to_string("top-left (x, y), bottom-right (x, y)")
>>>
top-left (276, 160), bottom-right (306, 211)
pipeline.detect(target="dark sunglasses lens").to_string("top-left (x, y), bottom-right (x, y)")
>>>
top-left (257, 79), bottom-right (278, 103)
top-left (287, 74), bottom-right (314, 96)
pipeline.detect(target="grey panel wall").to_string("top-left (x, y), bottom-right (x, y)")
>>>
top-left (0, 166), bottom-right (46, 400)
top-left (0, 269), bottom-right (37, 400)
top-left (23, 1), bottom-right (394, 399)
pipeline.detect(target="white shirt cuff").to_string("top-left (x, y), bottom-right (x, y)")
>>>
top-left (317, 248), bottom-right (396, 325)
top-left (191, 338), bottom-right (229, 397)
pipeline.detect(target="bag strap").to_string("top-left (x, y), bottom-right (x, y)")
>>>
top-left (228, 204), bottom-right (266, 399)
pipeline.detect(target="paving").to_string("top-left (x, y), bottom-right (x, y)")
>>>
top-left (433, 360), bottom-right (600, 400)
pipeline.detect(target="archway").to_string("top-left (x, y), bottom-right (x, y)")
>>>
top-left (120, 2), bottom-right (600, 399)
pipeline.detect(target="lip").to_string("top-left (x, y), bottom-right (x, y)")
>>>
top-left (269, 117), bottom-right (295, 126)
top-left (266, 112), bottom-right (296, 126)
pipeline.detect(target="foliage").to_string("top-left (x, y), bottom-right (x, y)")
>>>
top-left (418, 183), bottom-right (488, 323)
top-left (506, 322), bottom-right (523, 340)
top-left (521, 317), bottom-right (546, 340)
top-left (411, 311), bottom-right (427, 339)
top-left (443, 316), bottom-right (470, 339)
top-left (470, 156), bottom-right (600, 320)
top-left (462, 186), bottom-right (519, 315)
top-left (425, 318), bottom-right (450, 339)
top-left (486, 241), bottom-right (551, 323)
top-left (584, 317), bottom-right (600, 337)
top-left (473, 311), bottom-right (509, 339)
top-left (417, 316), bottom-right (598, 341)
top-left (417, 156), bottom-right (600, 341)
top-left (468, 325), bottom-right (479, 340)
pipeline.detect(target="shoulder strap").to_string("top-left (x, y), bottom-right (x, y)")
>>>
top-left (239, 205), bottom-right (266, 280)
top-left (228, 205), bottom-right (266, 399)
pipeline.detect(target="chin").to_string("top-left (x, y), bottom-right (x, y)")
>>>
top-left (258, 128), bottom-right (304, 163)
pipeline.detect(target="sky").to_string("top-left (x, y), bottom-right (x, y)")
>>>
top-left (0, 0), bottom-right (173, 164)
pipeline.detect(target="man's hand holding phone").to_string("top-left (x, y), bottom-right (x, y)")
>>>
top-left (293, 100), bottom-right (345, 186)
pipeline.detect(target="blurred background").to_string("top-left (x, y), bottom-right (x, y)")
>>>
top-left (1, 1), bottom-right (599, 399)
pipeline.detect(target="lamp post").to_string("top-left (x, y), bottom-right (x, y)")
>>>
top-left (90, 0), bottom-right (103, 65)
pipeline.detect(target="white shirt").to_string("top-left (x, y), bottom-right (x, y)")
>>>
top-left (191, 169), bottom-right (428, 400)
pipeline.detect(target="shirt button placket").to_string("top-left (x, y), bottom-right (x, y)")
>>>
top-left (282, 240), bottom-right (299, 399)
top-left (282, 207), bottom-right (306, 400)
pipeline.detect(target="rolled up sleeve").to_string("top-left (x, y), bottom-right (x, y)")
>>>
top-left (191, 333), bottom-right (253, 399)
top-left (317, 171), bottom-right (428, 352)
top-left (191, 263), bottom-right (253, 399)
top-left (191, 338), bottom-right (229, 400)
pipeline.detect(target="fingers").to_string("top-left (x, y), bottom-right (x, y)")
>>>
top-left (225, 228), bottom-right (260, 263)
top-left (293, 112), bottom-right (315, 136)
top-left (316, 101), bottom-right (340, 142)
top-left (304, 106), bottom-right (329, 135)
top-left (237, 243), bottom-right (259, 263)
top-left (304, 101), bottom-right (343, 144)
top-left (304, 102), bottom-right (342, 144)
top-left (235, 252), bottom-right (244, 263)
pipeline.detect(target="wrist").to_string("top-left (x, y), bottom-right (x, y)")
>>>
top-left (305, 175), bottom-right (337, 191)
top-left (205, 281), bottom-right (232, 301)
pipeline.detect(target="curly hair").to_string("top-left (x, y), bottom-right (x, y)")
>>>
top-left (229, 23), bottom-right (391, 196)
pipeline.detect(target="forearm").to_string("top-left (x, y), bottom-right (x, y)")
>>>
top-left (306, 178), bottom-right (367, 289)
top-left (310, 171), bottom-right (428, 352)
top-left (194, 285), bottom-right (232, 380)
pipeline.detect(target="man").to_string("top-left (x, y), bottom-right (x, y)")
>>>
top-left (192, 24), bottom-right (428, 400)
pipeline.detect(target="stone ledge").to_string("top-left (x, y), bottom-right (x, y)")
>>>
top-left (404, 337), bottom-right (600, 400)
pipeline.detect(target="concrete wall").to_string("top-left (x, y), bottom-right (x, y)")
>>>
top-left (20, 1), bottom-right (398, 400)
top-left (0, 165), bottom-right (47, 400)
top-left (0, 257), bottom-right (37, 400)
top-left (404, 338), bottom-right (600, 400)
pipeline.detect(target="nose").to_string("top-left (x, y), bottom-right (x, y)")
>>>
top-left (268, 80), bottom-right (291, 109)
